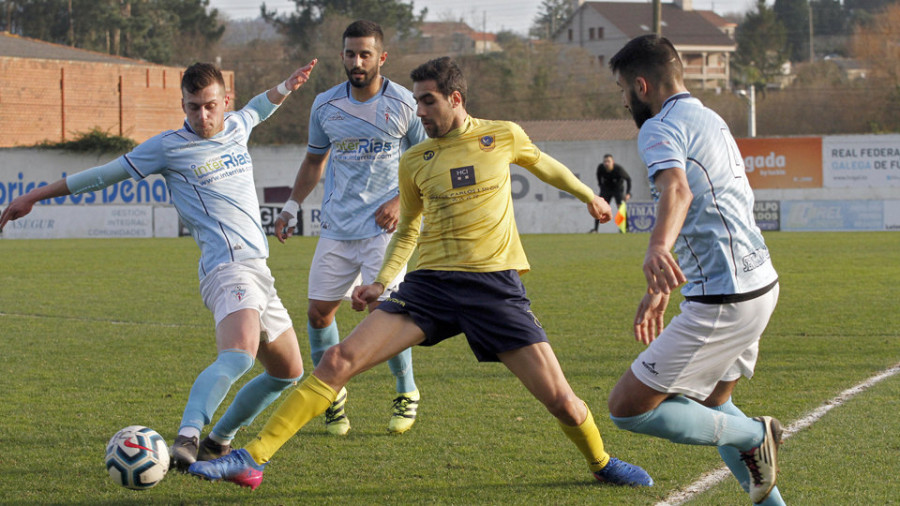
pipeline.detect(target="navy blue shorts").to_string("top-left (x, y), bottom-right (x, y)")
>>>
top-left (377, 269), bottom-right (548, 362)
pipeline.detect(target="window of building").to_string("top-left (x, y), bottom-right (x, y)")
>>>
top-left (589, 27), bottom-right (595, 40)
top-left (597, 27), bottom-right (604, 39)
top-left (568, 29), bottom-right (573, 41)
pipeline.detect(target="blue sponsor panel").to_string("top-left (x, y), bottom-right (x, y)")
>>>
top-left (627, 201), bottom-right (657, 233)
top-left (782, 200), bottom-right (884, 231)
top-left (753, 200), bottom-right (781, 231)
top-left (1, 172), bottom-right (171, 206)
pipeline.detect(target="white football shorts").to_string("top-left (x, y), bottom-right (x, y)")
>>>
top-left (631, 283), bottom-right (779, 400)
top-left (307, 234), bottom-right (406, 302)
top-left (199, 258), bottom-right (293, 343)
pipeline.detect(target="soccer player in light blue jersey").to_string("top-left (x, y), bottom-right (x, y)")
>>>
top-left (273, 20), bottom-right (426, 436)
top-left (605, 35), bottom-right (785, 505)
top-left (0, 59), bottom-right (317, 472)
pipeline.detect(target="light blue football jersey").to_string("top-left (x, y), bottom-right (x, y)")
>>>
top-left (307, 78), bottom-right (426, 240)
top-left (118, 93), bottom-right (278, 279)
top-left (638, 93), bottom-right (778, 298)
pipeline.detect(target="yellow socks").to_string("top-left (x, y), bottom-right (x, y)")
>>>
top-left (558, 404), bottom-right (610, 472)
top-left (245, 375), bottom-right (337, 464)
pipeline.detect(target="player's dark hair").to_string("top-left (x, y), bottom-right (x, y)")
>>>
top-left (343, 19), bottom-right (384, 48)
top-left (609, 34), bottom-right (683, 88)
top-left (182, 62), bottom-right (225, 94)
top-left (410, 57), bottom-right (467, 105)
top-left (604, 153), bottom-right (613, 159)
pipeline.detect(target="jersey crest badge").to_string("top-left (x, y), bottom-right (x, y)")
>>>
top-left (479, 135), bottom-right (495, 152)
top-left (423, 150), bottom-right (435, 161)
top-left (231, 285), bottom-right (246, 301)
top-left (450, 165), bottom-right (476, 188)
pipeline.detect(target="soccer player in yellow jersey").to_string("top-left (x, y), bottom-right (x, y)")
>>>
top-left (190, 56), bottom-right (653, 490)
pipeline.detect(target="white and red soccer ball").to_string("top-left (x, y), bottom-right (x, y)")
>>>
top-left (105, 425), bottom-right (169, 490)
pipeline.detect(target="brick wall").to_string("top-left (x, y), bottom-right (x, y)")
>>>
top-left (0, 57), bottom-right (234, 147)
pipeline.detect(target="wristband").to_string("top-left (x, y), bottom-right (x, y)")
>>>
top-left (276, 80), bottom-right (291, 96)
top-left (281, 199), bottom-right (300, 218)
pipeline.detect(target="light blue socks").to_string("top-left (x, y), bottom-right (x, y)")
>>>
top-left (308, 320), bottom-right (340, 366)
top-left (388, 347), bottom-right (416, 394)
top-left (180, 350), bottom-right (254, 432)
top-left (308, 320), bottom-right (416, 393)
top-left (610, 395), bottom-right (764, 449)
top-left (209, 372), bottom-right (302, 443)
top-left (711, 399), bottom-right (785, 505)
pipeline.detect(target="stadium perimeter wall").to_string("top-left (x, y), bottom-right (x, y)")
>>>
top-left (1, 134), bottom-right (898, 239)
top-left (0, 57), bottom-right (235, 148)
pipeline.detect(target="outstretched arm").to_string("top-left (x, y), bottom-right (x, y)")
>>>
top-left (0, 179), bottom-right (69, 232)
top-left (0, 158), bottom-right (129, 232)
top-left (526, 152), bottom-right (613, 223)
top-left (266, 59), bottom-right (317, 106)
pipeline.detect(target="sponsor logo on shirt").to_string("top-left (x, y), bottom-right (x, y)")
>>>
top-left (423, 150), bottom-right (435, 161)
top-left (333, 138), bottom-right (395, 155)
top-left (191, 151), bottom-right (252, 178)
top-left (327, 113), bottom-right (344, 121)
top-left (450, 166), bottom-right (476, 188)
top-left (479, 135), bottom-right (495, 152)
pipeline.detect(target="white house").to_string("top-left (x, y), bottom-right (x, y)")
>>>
top-left (554, 0), bottom-right (738, 90)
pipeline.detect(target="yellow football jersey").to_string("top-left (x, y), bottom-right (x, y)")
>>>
top-left (375, 116), bottom-right (594, 285)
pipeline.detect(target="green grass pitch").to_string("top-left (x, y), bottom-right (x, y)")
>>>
top-left (0, 232), bottom-right (898, 504)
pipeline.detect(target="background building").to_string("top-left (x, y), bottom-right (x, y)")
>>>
top-left (554, 0), bottom-right (737, 90)
top-left (0, 32), bottom-right (234, 148)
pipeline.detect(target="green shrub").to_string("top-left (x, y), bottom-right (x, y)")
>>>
top-left (39, 128), bottom-right (137, 153)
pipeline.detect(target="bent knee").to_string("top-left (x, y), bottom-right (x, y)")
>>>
top-left (607, 388), bottom-right (628, 418)
top-left (307, 302), bottom-right (338, 329)
top-left (546, 394), bottom-right (584, 426)
top-left (307, 312), bottom-right (333, 329)
top-left (315, 343), bottom-right (354, 383)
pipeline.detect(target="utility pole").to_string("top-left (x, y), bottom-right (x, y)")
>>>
top-left (739, 86), bottom-right (757, 138)
top-left (808, 0), bottom-right (814, 62)
top-left (748, 84), bottom-right (756, 138)
top-left (653, 0), bottom-right (662, 35)
top-left (67, 0), bottom-right (74, 46)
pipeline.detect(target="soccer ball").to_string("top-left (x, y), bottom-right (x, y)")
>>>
top-left (104, 425), bottom-right (170, 490)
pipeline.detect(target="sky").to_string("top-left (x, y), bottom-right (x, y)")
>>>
top-left (207, 0), bottom-right (759, 36)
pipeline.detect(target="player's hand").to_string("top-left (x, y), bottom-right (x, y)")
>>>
top-left (634, 291), bottom-right (670, 345)
top-left (273, 212), bottom-right (297, 244)
top-left (642, 245), bottom-right (686, 295)
top-left (351, 283), bottom-right (384, 311)
top-left (284, 59), bottom-right (318, 92)
top-left (587, 195), bottom-right (613, 223)
top-left (374, 196), bottom-right (400, 233)
top-left (0, 195), bottom-right (36, 233)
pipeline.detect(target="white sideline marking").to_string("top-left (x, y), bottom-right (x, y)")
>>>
top-left (654, 362), bottom-right (900, 506)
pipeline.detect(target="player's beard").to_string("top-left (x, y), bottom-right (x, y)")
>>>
top-left (346, 65), bottom-right (378, 89)
top-left (629, 88), bottom-right (654, 128)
